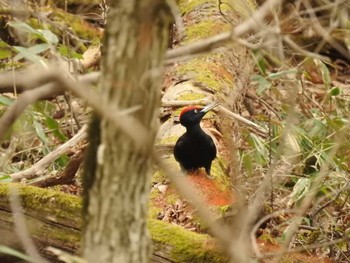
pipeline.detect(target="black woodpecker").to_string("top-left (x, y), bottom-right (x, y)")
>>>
top-left (174, 103), bottom-right (218, 177)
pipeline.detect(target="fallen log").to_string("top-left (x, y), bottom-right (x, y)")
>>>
top-left (0, 183), bottom-right (227, 263)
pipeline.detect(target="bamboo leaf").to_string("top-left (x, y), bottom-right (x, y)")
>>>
top-left (0, 246), bottom-right (36, 263)
top-left (0, 95), bottom-right (14, 106)
top-left (13, 46), bottom-right (47, 67)
top-left (34, 121), bottom-right (48, 144)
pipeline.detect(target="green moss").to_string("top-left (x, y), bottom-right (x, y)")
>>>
top-left (176, 56), bottom-right (234, 92)
top-left (51, 9), bottom-right (102, 43)
top-left (148, 204), bottom-right (162, 219)
top-left (165, 191), bottom-right (181, 205)
top-left (178, 0), bottom-right (256, 42)
top-left (178, 92), bottom-right (206, 101)
top-left (216, 205), bottom-right (230, 215)
top-left (158, 135), bottom-right (179, 145)
top-left (148, 219), bottom-right (227, 262)
top-left (0, 183), bottom-right (82, 227)
top-left (178, 0), bottom-right (216, 14)
top-left (185, 20), bottom-right (231, 42)
top-left (152, 170), bottom-right (167, 182)
top-left (0, 183), bottom-right (81, 249)
top-left (173, 107), bottom-right (184, 117)
top-left (48, 0), bottom-right (100, 5)
top-left (211, 157), bottom-right (230, 190)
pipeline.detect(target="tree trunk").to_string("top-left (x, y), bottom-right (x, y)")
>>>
top-left (82, 1), bottom-right (171, 263)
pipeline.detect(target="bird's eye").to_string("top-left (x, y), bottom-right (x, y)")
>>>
top-left (194, 109), bottom-right (198, 113)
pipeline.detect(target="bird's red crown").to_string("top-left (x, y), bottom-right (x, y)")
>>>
top-left (179, 106), bottom-right (201, 120)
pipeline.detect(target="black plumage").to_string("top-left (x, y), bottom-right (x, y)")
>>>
top-left (174, 103), bottom-right (217, 176)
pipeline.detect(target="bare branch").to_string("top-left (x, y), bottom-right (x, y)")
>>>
top-left (0, 70), bottom-right (100, 94)
top-left (10, 125), bottom-right (87, 182)
top-left (217, 105), bottom-right (268, 137)
top-left (29, 148), bottom-right (86, 187)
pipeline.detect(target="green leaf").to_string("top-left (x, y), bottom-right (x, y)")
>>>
top-left (37, 29), bottom-right (59, 44)
top-left (0, 41), bottom-right (13, 59)
top-left (14, 43), bottom-right (50, 61)
top-left (0, 175), bottom-right (12, 182)
top-left (55, 154), bottom-right (69, 168)
top-left (0, 49), bottom-right (12, 59)
top-left (252, 51), bottom-right (267, 75)
top-left (282, 225), bottom-right (291, 241)
top-left (7, 21), bottom-right (37, 35)
top-left (13, 46), bottom-right (47, 67)
top-left (0, 95), bottom-right (14, 106)
top-left (29, 43), bottom-right (50, 54)
top-left (0, 246), bottom-right (36, 262)
top-left (303, 118), bottom-right (327, 138)
top-left (242, 154), bottom-right (254, 176)
top-left (248, 133), bottom-right (269, 164)
top-left (34, 121), bottom-right (48, 144)
top-left (44, 116), bottom-right (68, 142)
top-left (267, 69), bottom-right (298, 79)
top-left (8, 21), bottom-right (58, 45)
top-left (289, 178), bottom-right (311, 206)
top-left (58, 45), bottom-right (83, 59)
top-left (328, 117), bottom-right (348, 130)
top-left (0, 40), bottom-right (9, 48)
top-left (251, 74), bottom-right (272, 95)
top-left (328, 86), bottom-right (341, 96)
top-left (256, 57), bottom-right (266, 75)
top-left (315, 59), bottom-right (331, 89)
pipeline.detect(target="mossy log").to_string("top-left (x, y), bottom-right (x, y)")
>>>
top-left (0, 183), bottom-right (227, 263)
top-left (156, 0), bottom-right (256, 205)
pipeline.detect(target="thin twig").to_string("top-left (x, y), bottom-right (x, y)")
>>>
top-left (217, 105), bottom-right (268, 137)
top-left (0, 70), bottom-right (100, 93)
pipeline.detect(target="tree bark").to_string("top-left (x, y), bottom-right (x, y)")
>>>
top-left (82, 1), bottom-right (171, 263)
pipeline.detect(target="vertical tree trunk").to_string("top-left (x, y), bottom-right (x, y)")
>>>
top-left (83, 1), bottom-right (171, 263)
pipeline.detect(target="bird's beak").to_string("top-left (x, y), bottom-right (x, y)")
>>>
top-left (200, 102), bottom-right (218, 113)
